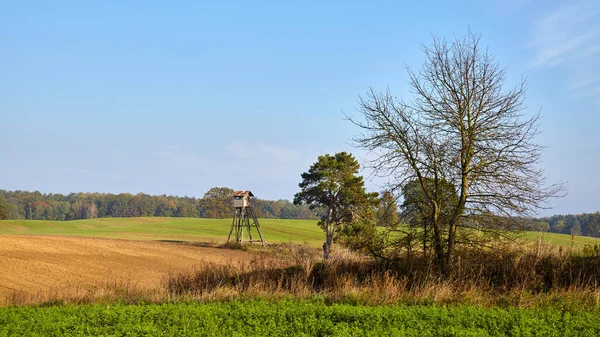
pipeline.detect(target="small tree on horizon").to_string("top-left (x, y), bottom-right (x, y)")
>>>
top-left (200, 187), bottom-right (235, 218)
top-left (294, 152), bottom-right (378, 259)
top-left (376, 190), bottom-right (399, 228)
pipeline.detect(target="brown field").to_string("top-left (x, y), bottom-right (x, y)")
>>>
top-left (0, 235), bottom-right (254, 305)
top-left (2, 232), bottom-right (599, 308)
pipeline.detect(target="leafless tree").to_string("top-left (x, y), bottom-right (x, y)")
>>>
top-left (348, 31), bottom-right (565, 273)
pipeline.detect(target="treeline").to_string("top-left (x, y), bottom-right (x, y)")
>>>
top-left (532, 212), bottom-right (600, 238)
top-left (0, 188), bottom-right (318, 221)
top-left (2, 188), bottom-right (599, 238)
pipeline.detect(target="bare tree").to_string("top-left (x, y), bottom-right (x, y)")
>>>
top-left (348, 31), bottom-right (564, 273)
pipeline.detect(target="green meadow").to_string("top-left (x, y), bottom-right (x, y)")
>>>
top-left (1, 217), bottom-right (599, 248)
top-left (0, 217), bottom-right (324, 246)
top-left (518, 230), bottom-right (600, 247)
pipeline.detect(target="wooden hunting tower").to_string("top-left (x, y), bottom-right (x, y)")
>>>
top-left (227, 190), bottom-right (266, 245)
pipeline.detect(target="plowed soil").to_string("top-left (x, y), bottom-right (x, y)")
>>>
top-left (0, 235), bottom-right (253, 303)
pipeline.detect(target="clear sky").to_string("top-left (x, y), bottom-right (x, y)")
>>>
top-left (1, 0), bottom-right (598, 216)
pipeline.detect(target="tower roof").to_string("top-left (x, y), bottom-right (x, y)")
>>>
top-left (233, 190), bottom-right (254, 197)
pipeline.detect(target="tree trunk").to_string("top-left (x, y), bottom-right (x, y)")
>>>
top-left (430, 205), bottom-right (444, 272)
top-left (323, 207), bottom-right (334, 259)
top-left (432, 221), bottom-right (444, 271)
top-left (423, 222), bottom-right (427, 259)
top-left (445, 222), bottom-right (457, 275)
top-left (443, 169), bottom-right (468, 275)
top-left (323, 230), bottom-right (333, 259)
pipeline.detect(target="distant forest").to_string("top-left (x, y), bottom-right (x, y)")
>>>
top-left (533, 213), bottom-right (600, 238)
top-left (0, 188), bottom-right (318, 221)
top-left (0, 188), bottom-right (599, 238)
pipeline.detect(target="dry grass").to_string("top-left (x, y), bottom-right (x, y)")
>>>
top-left (166, 241), bottom-right (600, 308)
top-left (5, 280), bottom-right (165, 306)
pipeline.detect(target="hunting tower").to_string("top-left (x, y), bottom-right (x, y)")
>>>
top-left (227, 190), bottom-right (266, 245)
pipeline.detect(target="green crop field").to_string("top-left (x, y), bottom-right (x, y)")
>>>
top-left (0, 300), bottom-right (598, 336)
top-left (518, 230), bottom-right (600, 247)
top-left (1, 217), bottom-right (599, 248)
top-left (0, 217), bottom-right (325, 246)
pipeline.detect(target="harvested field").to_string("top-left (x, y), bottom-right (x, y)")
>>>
top-left (0, 235), bottom-right (254, 305)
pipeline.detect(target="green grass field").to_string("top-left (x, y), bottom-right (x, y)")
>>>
top-left (519, 230), bottom-right (600, 248)
top-left (1, 300), bottom-right (598, 336)
top-left (1, 217), bottom-right (599, 248)
top-left (0, 217), bottom-right (325, 246)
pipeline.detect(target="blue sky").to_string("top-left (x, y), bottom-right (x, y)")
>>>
top-left (1, 0), bottom-right (598, 216)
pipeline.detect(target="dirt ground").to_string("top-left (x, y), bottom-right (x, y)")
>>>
top-left (0, 235), bottom-right (253, 304)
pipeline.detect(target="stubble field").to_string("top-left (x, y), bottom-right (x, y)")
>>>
top-left (0, 235), bottom-right (258, 305)
top-left (0, 217), bottom-right (324, 305)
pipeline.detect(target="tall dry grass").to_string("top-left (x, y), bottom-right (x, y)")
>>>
top-left (3, 280), bottom-right (166, 307)
top-left (166, 241), bottom-right (600, 308)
